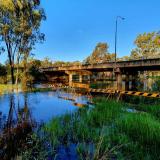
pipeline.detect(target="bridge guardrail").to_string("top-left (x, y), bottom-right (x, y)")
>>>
top-left (40, 58), bottom-right (160, 72)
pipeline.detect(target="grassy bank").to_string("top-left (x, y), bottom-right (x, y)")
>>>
top-left (0, 84), bottom-right (52, 95)
top-left (42, 98), bottom-right (160, 159)
top-left (0, 84), bottom-right (20, 94)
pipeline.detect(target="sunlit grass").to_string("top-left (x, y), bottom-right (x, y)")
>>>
top-left (116, 112), bottom-right (160, 159)
top-left (43, 98), bottom-right (160, 159)
top-left (0, 84), bottom-right (20, 94)
top-left (0, 84), bottom-right (52, 95)
top-left (127, 103), bottom-right (160, 120)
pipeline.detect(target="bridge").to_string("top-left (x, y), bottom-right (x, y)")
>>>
top-left (40, 58), bottom-right (160, 91)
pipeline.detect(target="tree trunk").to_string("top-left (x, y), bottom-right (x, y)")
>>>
top-left (8, 50), bottom-right (15, 84)
top-left (6, 39), bottom-right (15, 84)
top-left (10, 65), bottom-right (15, 84)
top-left (22, 54), bottom-right (28, 90)
top-left (15, 66), bottom-right (19, 85)
top-left (15, 53), bottom-right (20, 85)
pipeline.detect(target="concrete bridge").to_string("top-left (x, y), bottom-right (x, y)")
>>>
top-left (40, 58), bottom-right (160, 91)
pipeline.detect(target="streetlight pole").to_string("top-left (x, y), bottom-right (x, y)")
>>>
top-left (114, 16), bottom-right (125, 90)
top-left (114, 16), bottom-right (125, 64)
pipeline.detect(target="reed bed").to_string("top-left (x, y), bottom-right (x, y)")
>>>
top-left (43, 98), bottom-right (160, 159)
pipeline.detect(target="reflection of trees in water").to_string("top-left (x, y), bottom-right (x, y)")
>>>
top-left (0, 93), bottom-right (35, 160)
top-left (5, 94), bottom-right (34, 130)
top-left (0, 111), bottom-right (7, 132)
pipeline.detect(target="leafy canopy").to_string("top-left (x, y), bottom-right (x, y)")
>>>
top-left (84, 43), bottom-right (115, 64)
top-left (131, 32), bottom-right (160, 59)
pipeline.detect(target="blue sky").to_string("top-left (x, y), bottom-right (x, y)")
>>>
top-left (1, 0), bottom-right (160, 63)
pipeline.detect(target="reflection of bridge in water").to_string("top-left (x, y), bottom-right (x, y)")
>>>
top-left (41, 58), bottom-right (160, 96)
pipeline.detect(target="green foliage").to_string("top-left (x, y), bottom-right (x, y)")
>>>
top-left (152, 79), bottom-right (160, 91)
top-left (0, 0), bottom-right (46, 84)
top-left (0, 84), bottom-right (20, 94)
top-left (84, 43), bottom-right (115, 64)
top-left (41, 57), bottom-right (53, 67)
top-left (90, 82), bottom-right (111, 89)
top-left (20, 59), bottom-right (45, 89)
top-left (127, 103), bottom-right (160, 120)
top-left (116, 113), bottom-right (160, 159)
top-left (43, 98), bottom-right (160, 159)
top-left (43, 99), bottom-right (127, 159)
top-left (0, 64), bottom-right (7, 83)
top-left (130, 32), bottom-right (160, 59)
top-left (0, 64), bottom-right (7, 76)
top-left (28, 60), bottom-right (45, 82)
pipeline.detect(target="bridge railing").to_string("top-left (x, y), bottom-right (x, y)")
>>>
top-left (40, 58), bottom-right (160, 71)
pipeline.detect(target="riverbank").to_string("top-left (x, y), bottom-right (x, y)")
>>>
top-left (0, 84), bottom-right (53, 95)
top-left (0, 84), bottom-right (19, 94)
top-left (0, 88), bottom-right (160, 159)
top-left (42, 98), bottom-right (160, 159)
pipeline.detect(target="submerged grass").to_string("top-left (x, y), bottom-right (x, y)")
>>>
top-left (43, 98), bottom-right (160, 159)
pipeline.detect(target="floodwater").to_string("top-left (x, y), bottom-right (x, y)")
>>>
top-left (0, 90), bottom-right (90, 160)
top-left (0, 91), bottom-right (89, 124)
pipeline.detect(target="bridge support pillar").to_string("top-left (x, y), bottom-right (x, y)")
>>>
top-left (115, 68), bottom-right (122, 90)
top-left (131, 72), bottom-right (138, 91)
top-left (117, 73), bottom-right (122, 90)
top-left (79, 75), bottom-right (83, 83)
top-left (69, 74), bottom-right (73, 87)
top-left (125, 73), bottom-right (129, 91)
top-left (65, 70), bottom-right (92, 87)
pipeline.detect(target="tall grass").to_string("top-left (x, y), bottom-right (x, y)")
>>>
top-left (43, 98), bottom-right (160, 159)
top-left (117, 113), bottom-right (160, 145)
top-left (116, 112), bottom-right (160, 159)
top-left (129, 104), bottom-right (160, 120)
top-left (43, 99), bottom-right (127, 159)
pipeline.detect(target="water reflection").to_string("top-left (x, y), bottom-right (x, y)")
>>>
top-left (0, 92), bottom-right (82, 123)
top-left (0, 94), bottom-right (34, 160)
top-left (0, 91), bottom-right (90, 159)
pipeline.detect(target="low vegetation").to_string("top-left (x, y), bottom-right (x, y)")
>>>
top-left (0, 84), bottom-right (20, 94)
top-left (39, 98), bottom-right (160, 160)
top-left (0, 84), bottom-right (52, 95)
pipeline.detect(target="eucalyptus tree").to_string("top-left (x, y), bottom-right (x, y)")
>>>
top-left (130, 32), bottom-right (160, 59)
top-left (0, 0), bottom-right (46, 84)
top-left (15, 0), bottom-right (46, 85)
top-left (41, 57), bottom-right (53, 68)
top-left (83, 43), bottom-right (114, 64)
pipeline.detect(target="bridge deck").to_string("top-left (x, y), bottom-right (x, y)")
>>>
top-left (40, 58), bottom-right (160, 72)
